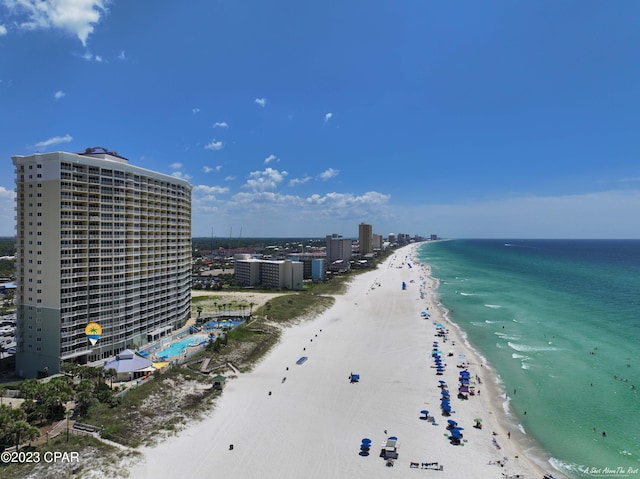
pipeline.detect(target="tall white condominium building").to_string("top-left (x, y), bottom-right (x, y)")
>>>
top-left (13, 148), bottom-right (193, 378)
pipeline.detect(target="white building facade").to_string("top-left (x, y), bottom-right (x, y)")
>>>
top-left (13, 149), bottom-right (193, 378)
top-left (234, 259), bottom-right (303, 290)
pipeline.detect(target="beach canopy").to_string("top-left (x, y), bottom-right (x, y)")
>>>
top-left (420, 410), bottom-right (429, 415)
top-left (447, 420), bottom-right (457, 426)
top-left (361, 438), bottom-right (372, 443)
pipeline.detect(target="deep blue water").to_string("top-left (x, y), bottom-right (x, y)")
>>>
top-left (417, 240), bottom-right (640, 478)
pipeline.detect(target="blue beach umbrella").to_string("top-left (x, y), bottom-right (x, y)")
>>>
top-left (361, 438), bottom-right (372, 444)
top-left (447, 420), bottom-right (457, 426)
top-left (420, 410), bottom-right (429, 416)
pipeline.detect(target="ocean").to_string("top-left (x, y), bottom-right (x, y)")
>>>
top-left (417, 239), bottom-right (640, 479)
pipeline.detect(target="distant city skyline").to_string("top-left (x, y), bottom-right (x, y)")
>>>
top-left (1, 2), bottom-right (639, 238)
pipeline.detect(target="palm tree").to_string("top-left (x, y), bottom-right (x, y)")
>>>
top-left (105, 367), bottom-right (118, 388)
top-left (11, 420), bottom-right (39, 451)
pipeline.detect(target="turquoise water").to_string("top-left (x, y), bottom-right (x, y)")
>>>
top-left (157, 334), bottom-right (209, 359)
top-left (417, 240), bottom-right (640, 478)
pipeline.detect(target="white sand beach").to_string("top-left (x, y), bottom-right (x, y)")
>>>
top-left (127, 244), bottom-right (561, 479)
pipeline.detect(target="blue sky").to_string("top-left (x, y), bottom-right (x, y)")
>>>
top-left (1, 1), bottom-right (639, 239)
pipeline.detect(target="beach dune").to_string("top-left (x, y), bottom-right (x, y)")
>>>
top-left (128, 244), bottom-right (559, 479)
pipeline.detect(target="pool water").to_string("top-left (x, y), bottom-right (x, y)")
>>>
top-left (157, 334), bottom-right (209, 358)
top-left (203, 319), bottom-right (244, 330)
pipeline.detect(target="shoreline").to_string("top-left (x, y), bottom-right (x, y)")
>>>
top-left (123, 243), bottom-right (564, 479)
top-left (421, 251), bottom-right (566, 478)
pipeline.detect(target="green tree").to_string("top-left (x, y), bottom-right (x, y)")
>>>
top-left (10, 420), bottom-right (39, 450)
top-left (74, 379), bottom-right (96, 416)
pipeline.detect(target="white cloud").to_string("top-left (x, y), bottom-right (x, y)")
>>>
top-left (81, 51), bottom-right (104, 62)
top-left (117, 50), bottom-right (126, 60)
top-left (33, 134), bottom-right (73, 150)
top-left (193, 184), bottom-right (230, 195)
top-left (305, 191), bottom-right (390, 207)
top-left (224, 175), bottom-right (235, 181)
top-left (171, 171), bottom-right (192, 181)
top-left (204, 140), bottom-right (223, 150)
top-left (254, 97), bottom-right (267, 108)
top-left (213, 121), bottom-right (228, 128)
top-left (3, 0), bottom-right (110, 46)
top-left (192, 108), bottom-right (200, 114)
top-left (0, 25), bottom-right (7, 36)
top-left (54, 90), bottom-right (66, 100)
top-left (203, 166), bottom-right (214, 173)
top-left (170, 162), bottom-right (182, 169)
top-left (264, 154), bottom-right (278, 164)
top-left (190, 187), bottom-right (393, 237)
top-left (289, 176), bottom-right (311, 187)
top-left (318, 168), bottom-right (340, 181)
top-left (324, 112), bottom-right (333, 123)
top-left (243, 168), bottom-right (287, 192)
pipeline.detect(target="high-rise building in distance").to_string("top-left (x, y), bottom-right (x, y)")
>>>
top-left (358, 223), bottom-right (373, 255)
top-left (12, 148), bottom-right (193, 378)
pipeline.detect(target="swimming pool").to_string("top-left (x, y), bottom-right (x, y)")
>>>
top-left (157, 334), bottom-right (209, 359)
top-left (203, 319), bottom-right (244, 330)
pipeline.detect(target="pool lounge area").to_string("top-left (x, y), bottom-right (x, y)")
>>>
top-left (136, 317), bottom-right (246, 362)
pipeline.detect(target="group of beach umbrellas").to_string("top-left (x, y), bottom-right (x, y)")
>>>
top-left (359, 438), bottom-right (372, 456)
top-left (458, 370), bottom-right (472, 398)
top-left (433, 341), bottom-right (445, 376)
top-left (432, 339), bottom-right (451, 415)
top-left (447, 419), bottom-right (464, 445)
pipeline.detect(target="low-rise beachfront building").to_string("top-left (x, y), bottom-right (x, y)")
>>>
top-left (12, 148), bottom-right (193, 378)
top-left (234, 259), bottom-right (303, 290)
top-left (311, 259), bottom-right (325, 281)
